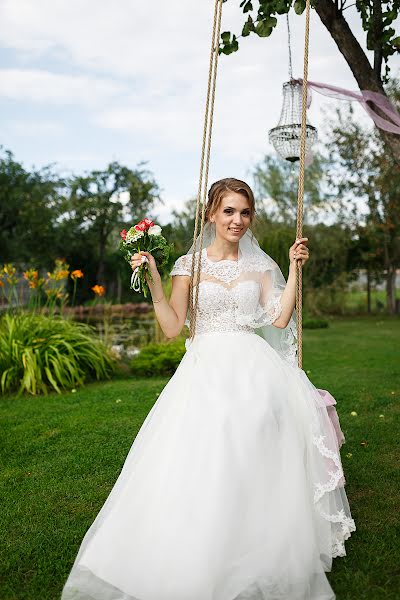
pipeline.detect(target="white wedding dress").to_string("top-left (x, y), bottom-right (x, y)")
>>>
top-left (61, 246), bottom-right (355, 600)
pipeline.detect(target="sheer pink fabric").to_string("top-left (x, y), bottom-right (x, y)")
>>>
top-left (295, 78), bottom-right (400, 135)
top-left (318, 388), bottom-right (345, 450)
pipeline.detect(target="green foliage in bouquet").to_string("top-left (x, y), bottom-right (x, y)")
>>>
top-left (0, 313), bottom-right (115, 396)
top-left (130, 339), bottom-right (186, 377)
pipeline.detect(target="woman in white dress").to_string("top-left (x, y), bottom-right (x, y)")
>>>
top-left (61, 178), bottom-right (355, 600)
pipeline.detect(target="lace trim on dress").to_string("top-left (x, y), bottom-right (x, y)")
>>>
top-left (170, 254), bottom-right (192, 277)
top-left (282, 319), bottom-right (298, 366)
top-left (311, 430), bottom-right (356, 557)
top-left (235, 296), bottom-right (283, 328)
top-left (170, 249), bottom-right (272, 283)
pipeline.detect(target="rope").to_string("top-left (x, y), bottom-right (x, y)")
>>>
top-left (295, 0), bottom-right (311, 369)
top-left (189, 0), bottom-right (223, 339)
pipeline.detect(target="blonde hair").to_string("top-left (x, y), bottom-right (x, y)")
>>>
top-left (204, 178), bottom-right (256, 222)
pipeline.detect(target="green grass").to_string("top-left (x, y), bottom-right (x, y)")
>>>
top-left (1, 317), bottom-right (399, 599)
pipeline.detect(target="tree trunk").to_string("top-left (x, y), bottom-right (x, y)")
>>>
top-left (386, 267), bottom-right (396, 315)
top-left (97, 230), bottom-right (107, 285)
top-left (366, 266), bottom-right (371, 314)
top-left (117, 271), bottom-right (122, 304)
top-left (314, 0), bottom-right (400, 164)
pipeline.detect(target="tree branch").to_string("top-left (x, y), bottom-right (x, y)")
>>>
top-left (372, 0), bottom-right (383, 79)
top-left (313, 0), bottom-right (382, 93)
top-left (313, 0), bottom-right (400, 164)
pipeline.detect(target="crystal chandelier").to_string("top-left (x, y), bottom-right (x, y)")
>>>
top-left (268, 14), bottom-right (317, 163)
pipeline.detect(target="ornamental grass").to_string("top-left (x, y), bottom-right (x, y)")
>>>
top-left (0, 313), bottom-right (115, 396)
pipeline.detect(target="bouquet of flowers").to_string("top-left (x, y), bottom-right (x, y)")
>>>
top-left (119, 218), bottom-right (171, 297)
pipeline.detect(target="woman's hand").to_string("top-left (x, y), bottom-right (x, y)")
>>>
top-left (130, 251), bottom-right (161, 283)
top-left (289, 237), bottom-right (310, 267)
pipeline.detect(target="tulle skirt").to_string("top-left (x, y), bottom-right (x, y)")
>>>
top-left (61, 331), bottom-right (355, 600)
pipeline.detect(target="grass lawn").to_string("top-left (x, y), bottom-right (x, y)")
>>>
top-left (1, 316), bottom-right (399, 599)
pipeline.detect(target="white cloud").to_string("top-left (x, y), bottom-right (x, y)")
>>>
top-left (0, 68), bottom-right (126, 106)
top-left (5, 118), bottom-right (65, 136)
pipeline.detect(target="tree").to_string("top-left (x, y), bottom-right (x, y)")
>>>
top-left (325, 85), bottom-right (400, 314)
top-left (220, 0), bottom-right (400, 163)
top-left (166, 198), bottom-right (199, 259)
top-left (65, 161), bottom-right (161, 284)
top-left (347, 222), bottom-right (385, 313)
top-left (252, 152), bottom-right (331, 226)
top-left (0, 147), bottom-right (63, 265)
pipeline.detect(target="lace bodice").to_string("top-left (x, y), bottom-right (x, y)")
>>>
top-left (170, 248), bottom-right (283, 335)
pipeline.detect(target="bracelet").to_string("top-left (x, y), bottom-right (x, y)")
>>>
top-left (152, 295), bottom-right (164, 304)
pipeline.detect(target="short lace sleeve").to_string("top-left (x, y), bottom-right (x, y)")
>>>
top-left (235, 265), bottom-right (283, 328)
top-left (170, 254), bottom-right (191, 277)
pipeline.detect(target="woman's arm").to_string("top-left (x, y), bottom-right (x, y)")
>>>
top-left (130, 251), bottom-right (189, 338)
top-left (272, 237), bottom-right (309, 329)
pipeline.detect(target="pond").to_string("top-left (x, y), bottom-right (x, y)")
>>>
top-left (72, 303), bottom-right (159, 358)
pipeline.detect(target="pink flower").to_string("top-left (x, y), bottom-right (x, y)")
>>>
top-left (120, 229), bottom-right (128, 240)
top-left (134, 221), bottom-right (147, 232)
top-left (143, 218), bottom-right (154, 228)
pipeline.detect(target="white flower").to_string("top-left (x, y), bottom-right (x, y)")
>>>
top-left (126, 347), bottom-right (140, 358)
top-left (110, 344), bottom-right (124, 359)
top-left (148, 224), bottom-right (162, 236)
top-left (126, 230), bottom-right (144, 243)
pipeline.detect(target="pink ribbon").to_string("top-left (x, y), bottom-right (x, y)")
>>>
top-left (295, 78), bottom-right (400, 135)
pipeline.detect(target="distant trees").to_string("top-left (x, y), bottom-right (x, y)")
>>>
top-left (253, 152), bottom-right (331, 227)
top-left (66, 161), bottom-right (160, 284)
top-left (0, 152), bottom-right (161, 303)
top-left (0, 148), bottom-right (63, 264)
top-left (325, 82), bottom-right (400, 314)
top-left (251, 78), bottom-right (400, 314)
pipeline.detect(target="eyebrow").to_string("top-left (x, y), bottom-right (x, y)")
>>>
top-left (223, 206), bottom-right (250, 210)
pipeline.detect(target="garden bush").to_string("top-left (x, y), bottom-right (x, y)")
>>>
top-left (303, 317), bottom-right (329, 329)
top-left (130, 339), bottom-right (186, 377)
top-left (0, 313), bottom-right (115, 396)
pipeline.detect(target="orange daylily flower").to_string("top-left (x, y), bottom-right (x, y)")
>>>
top-left (71, 269), bottom-right (84, 280)
top-left (23, 269), bottom-right (39, 281)
top-left (92, 285), bottom-right (106, 297)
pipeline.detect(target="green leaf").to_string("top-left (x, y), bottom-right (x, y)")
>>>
top-left (219, 46), bottom-right (231, 55)
top-left (392, 36), bottom-right (400, 48)
top-left (242, 19), bottom-right (252, 37)
top-left (243, 1), bottom-right (253, 13)
top-left (276, 0), bottom-right (289, 15)
top-left (294, 0), bottom-right (306, 15)
top-left (255, 20), bottom-right (273, 37)
top-left (231, 35), bottom-right (239, 52)
top-left (221, 31), bottom-right (231, 43)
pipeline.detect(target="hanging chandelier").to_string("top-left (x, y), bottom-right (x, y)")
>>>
top-left (268, 14), bottom-right (317, 163)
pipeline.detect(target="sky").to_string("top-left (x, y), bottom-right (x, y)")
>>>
top-left (0, 0), bottom-right (399, 225)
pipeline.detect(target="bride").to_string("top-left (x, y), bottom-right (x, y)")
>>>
top-left (61, 178), bottom-right (355, 600)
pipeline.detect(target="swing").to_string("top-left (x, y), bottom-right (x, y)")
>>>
top-left (188, 0), bottom-right (346, 446)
